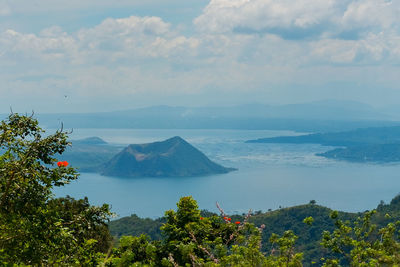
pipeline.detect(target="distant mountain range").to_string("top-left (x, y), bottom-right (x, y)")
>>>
top-left (20, 100), bottom-right (400, 132)
top-left (101, 136), bottom-right (235, 177)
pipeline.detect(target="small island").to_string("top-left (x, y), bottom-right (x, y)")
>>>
top-left (101, 136), bottom-right (236, 177)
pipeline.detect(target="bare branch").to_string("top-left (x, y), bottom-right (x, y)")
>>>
top-left (168, 253), bottom-right (179, 267)
top-left (216, 202), bottom-right (227, 217)
top-left (243, 209), bottom-right (253, 223)
top-left (55, 122), bottom-right (64, 134)
top-left (189, 253), bottom-right (198, 266)
top-left (189, 231), bottom-right (219, 264)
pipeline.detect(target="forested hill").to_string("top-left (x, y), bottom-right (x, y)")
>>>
top-left (108, 194), bottom-right (400, 266)
top-left (109, 203), bottom-right (351, 266)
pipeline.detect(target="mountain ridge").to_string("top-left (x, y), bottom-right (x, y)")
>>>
top-left (26, 100), bottom-right (400, 132)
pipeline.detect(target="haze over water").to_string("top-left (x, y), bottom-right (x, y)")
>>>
top-left (54, 129), bottom-right (400, 218)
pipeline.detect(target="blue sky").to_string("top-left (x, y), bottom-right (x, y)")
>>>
top-left (0, 0), bottom-right (399, 113)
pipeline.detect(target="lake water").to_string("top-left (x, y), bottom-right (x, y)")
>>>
top-left (53, 129), bottom-right (400, 218)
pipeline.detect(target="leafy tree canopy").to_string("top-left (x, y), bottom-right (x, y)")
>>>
top-left (0, 113), bottom-right (112, 265)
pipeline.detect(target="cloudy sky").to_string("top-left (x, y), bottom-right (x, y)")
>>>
top-left (0, 0), bottom-right (399, 113)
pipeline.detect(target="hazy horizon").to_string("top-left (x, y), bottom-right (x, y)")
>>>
top-left (1, 0), bottom-right (400, 113)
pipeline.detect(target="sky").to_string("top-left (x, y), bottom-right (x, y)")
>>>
top-left (0, 0), bottom-right (399, 113)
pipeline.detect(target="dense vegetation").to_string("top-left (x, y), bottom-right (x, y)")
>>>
top-left (110, 198), bottom-right (400, 266)
top-left (0, 113), bottom-right (112, 264)
top-left (2, 114), bottom-right (400, 266)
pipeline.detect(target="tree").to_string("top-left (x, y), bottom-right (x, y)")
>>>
top-left (105, 196), bottom-right (303, 266)
top-left (321, 210), bottom-right (400, 266)
top-left (0, 113), bottom-right (112, 265)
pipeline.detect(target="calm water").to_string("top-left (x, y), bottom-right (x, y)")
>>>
top-left (53, 129), bottom-right (400, 218)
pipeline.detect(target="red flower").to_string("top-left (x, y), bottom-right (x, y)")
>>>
top-left (57, 161), bottom-right (68, 167)
top-left (228, 218), bottom-right (232, 221)
top-left (235, 221), bottom-right (240, 225)
top-left (223, 216), bottom-right (228, 220)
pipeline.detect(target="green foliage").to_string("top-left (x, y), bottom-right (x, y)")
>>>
top-left (104, 235), bottom-right (158, 266)
top-left (47, 196), bottom-right (113, 253)
top-left (106, 196), bottom-right (303, 266)
top-left (109, 214), bottom-right (164, 241)
top-left (321, 210), bottom-right (400, 266)
top-left (108, 194), bottom-right (400, 266)
top-left (303, 217), bottom-right (314, 226)
top-left (0, 113), bottom-right (112, 265)
top-left (248, 204), bottom-right (355, 266)
top-left (110, 202), bottom-right (357, 266)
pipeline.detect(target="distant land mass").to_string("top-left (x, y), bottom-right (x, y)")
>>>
top-left (247, 126), bottom-right (400, 163)
top-left (62, 137), bottom-right (122, 172)
top-left (247, 126), bottom-right (400, 146)
top-left (72, 136), bottom-right (108, 145)
top-left (22, 100), bottom-right (400, 132)
top-left (317, 144), bottom-right (400, 163)
top-left (101, 136), bottom-right (236, 177)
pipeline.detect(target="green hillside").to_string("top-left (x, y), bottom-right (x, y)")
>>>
top-left (109, 195), bottom-right (400, 266)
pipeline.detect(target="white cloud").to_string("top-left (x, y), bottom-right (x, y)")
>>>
top-left (194, 0), bottom-right (344, 35)
top-left (194, 0), bottom-right (400, 40)
top-left (342, 0), bottom-right (399, 31)
top-left (82, 16), bottom-right (172, 37)
top-left (74, 16), bottom-right (199, 61)
top-left (0, 15), bottom-right (199, 65)
top-left (311, 32), bottom-right (400, 64)
top-left (2, 2), bottom-right (400, 112)
top-left (0, 28), bottom-right (77, 61)
top-left (191, 0), bottom-right (400, 66)
top-left (0, 15), bottom-right (204, 106)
